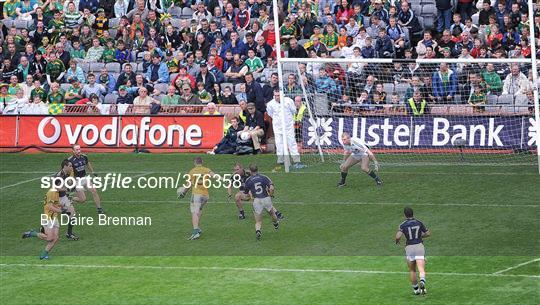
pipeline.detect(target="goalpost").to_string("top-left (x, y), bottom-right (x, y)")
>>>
top-left (279, 57), bottom-right (539, 169)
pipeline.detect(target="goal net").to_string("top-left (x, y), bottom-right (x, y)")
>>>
top-left (279, 58), bottom-right (539, 168)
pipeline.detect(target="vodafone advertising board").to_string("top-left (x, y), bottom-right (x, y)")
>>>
top-left (11, 115), bottom-right (223, 149)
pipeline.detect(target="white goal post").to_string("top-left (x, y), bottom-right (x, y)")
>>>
top-left (278, 57), bottom-right (539, 170)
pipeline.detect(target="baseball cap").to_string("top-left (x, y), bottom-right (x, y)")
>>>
top-left (119, 85), bottom-right (128, 91)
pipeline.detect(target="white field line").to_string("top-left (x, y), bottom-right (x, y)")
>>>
top-left (492, 258), bottom-right (540, 275)
top-left (0, 263), bottom-right (538, 279)
top-left (0, 176), bottom-right (43, 190)
top-left (1, 171), bottom-right (538, 176)
top-left (103, 200), bottom-right (539, 208)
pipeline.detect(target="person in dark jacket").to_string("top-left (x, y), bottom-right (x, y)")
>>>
top-left (209, 117), bottom-right (244, 154)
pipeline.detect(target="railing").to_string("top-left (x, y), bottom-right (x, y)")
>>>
top-left (328, 104), bottom-right (533, 116)
top-left (58, 104), bottom-right (241, 118)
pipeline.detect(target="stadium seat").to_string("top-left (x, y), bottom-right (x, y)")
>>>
top-left (60, 83), bottom-right (71, 92)
top-left (421, 5), bottom-right (436, 16)
top-left (14, 19), bottom-right (28, 29)
top-left (394, 83), bottom-right (410, 96)
top-left (89, 62), bottom-right (105, 73)
top-left (297, 39), bottom-right (308, 47)
top-left (104, 94), bottom-right (117, 104)
top-left (169, 73), bottom-right (178, 81)
top-left (109, 18), bottom-right (120, 28)
top-left (106, 62), bottom-right (121, 73)
top-left (169, 7), bottom-right (182, 18)
top-left (110, 72), bottom-right (119, 81)
top-left (497, 94), bottom-right (514, 105)
top-left (453, 95), bottom-right (462, 104)
top-left (423, 17), bottom-right (434, 29)
top-left (137, 62), bottom-right (145, 73)
top-left (411, 4), bottom-right (421, 15)
top-left (182, 7), bottom-right (194, 17)
top-left (221, 82), bottom-right (234, 91)
top-left (2, 19), bottom-right (15, 29)
top-left (109, 29), bottom-right (117, 38)
top-left (154, 83), bottom-right (169, 95)
top-left (171, 19), bottom-right (182, 29)
top-left (382, 83), bottom-right (395, 93)
top-left (514, 94), bottom-right (529, 106)
top-left (487, 94), bottom-right (498, 105)
top-left (234, 83), bottom-right (243, 93)
top-left (79, 62), bottom-right (90, 73)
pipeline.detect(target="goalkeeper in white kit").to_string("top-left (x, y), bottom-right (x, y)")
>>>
top-left (337, 132), bottom-right (383, 187)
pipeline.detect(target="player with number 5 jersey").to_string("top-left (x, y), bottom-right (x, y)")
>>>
top-left (244, 164), bottom-right (280, 241)
top-left (395, 207), bottom-right (431, 295)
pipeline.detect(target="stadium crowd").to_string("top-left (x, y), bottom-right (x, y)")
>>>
top-left (0, 0), bottom-right (280, 118)
top-left (279, 0), bottom-right (539, 114)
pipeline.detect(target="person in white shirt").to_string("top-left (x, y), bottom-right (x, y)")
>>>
top-left (502, 64), bottom-right (530, 96)
top-left (20, 95), bottom-right (49, 115)
top-left (266, 90), bottom-right (306, 170)
top-left (20, 74), bottom-right (35, 100)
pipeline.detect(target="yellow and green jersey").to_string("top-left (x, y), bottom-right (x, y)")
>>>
top-left (188, 165), bottom-right (213, 197)
top-left (43, 189), bottom-right (61, 220)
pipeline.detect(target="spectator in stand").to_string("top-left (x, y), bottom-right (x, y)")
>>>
top-left (432, 63), bottom-right (458, 103)
top-left (405, 89), bottom-right (428, 116)
top-left (133, 86), bottom-right (159, 114)
top-left (225, 54), bottom-right (248, 84)
top-left (82, 73), bottom-right (106, 102)
top-left (288, 38), bottom-right (308, 58)
top-left (116, 85), bottom-right (134, 104)
top-left (436, 0), bottom-right (453, 34)
top-left (145, 54), bottom-right (169, 85)
top-left (161, 85), bottom-right (180, 106)
top-left (502, 63), bottom-right (530, 96)
top-left (243, 102), bottom-right (265, 154)
top-left (208, 116), bottom-right (244, 155)
top-left (179, 84), bottom-right (200, 104)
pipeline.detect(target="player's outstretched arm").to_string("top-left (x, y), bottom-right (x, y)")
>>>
top-left (395, 230), bottom-right (403, 245)
top-left (421, 230), bottom-right (431, 238)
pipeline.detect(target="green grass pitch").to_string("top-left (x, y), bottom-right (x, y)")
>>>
top-left (1, 153), bottom-right (539, 304)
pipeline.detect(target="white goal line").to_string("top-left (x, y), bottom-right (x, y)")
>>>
top-left (1, 170), bottom-right (537, 176)
top-left (492, 258), bottom-right (540, 275)
top-left (1, 263), bottom-right (538, 279)
top-left (104, 200), bottom-right (539, 208)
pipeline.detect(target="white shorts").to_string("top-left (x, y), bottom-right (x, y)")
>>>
top-left (75, 176), bottom-right (93, 190)
top-left (351, 153), bottom-right (368, 161)
top-left (252, 197), bottom-right (273, 215)
top-left (190, 194), bottom-right (209, 214)
top-left (42, 217), bottom-right (60, 229)
top-left (59, 196), bottom-right (72, 208)
top-left (405, 243), bottom-right (426, 262)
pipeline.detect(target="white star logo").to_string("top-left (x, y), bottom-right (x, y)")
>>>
top-left (528, 117), bottom-right (538, 147)
top-left (307, 117), bottom-right (333, 146)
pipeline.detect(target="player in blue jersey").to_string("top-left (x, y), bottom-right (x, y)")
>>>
top-left (244, 164), bottom-right (279, 241)
top-left (395, 207), bottom-right (431, 295)
top-left (337, 132), bottom-right (382, 187)
top-left (68, 144), bottom-right (104, 214)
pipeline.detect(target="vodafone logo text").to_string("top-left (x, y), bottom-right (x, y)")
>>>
top-left (18, 115), bottom-right (224, 149)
